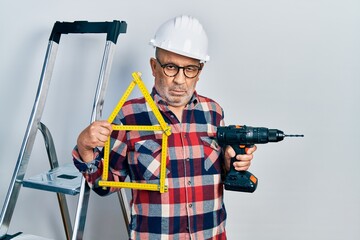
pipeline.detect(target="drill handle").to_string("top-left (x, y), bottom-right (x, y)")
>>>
top-left (224, 144), bottom-right (258, 192)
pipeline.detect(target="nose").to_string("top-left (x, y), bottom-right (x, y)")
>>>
top-left (173, 69), bottom-right (186, 84)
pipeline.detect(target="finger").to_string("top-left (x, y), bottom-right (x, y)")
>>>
top-left (88, 121), bottom-right (112, 136)
top-left (234, 165), bottom-right (250, 171)
top-left (224, 146), bottom-right (236, 159)
top-left (98, 126), bottom-right (112, 137)
top-left (236, 153), bottom-right (253, 161)
top-left (91, 119), bottom-right (111, 127)
top-left (233, 160), bottom-right (251, 171)
top-left (245, 145), bottom-right (257, 154)
top-left (96, 133), bottom-right (110, 143)
top-left (99, 120), bottom-right (113, 132)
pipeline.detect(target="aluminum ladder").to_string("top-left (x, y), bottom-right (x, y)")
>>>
top-left (0, 20), bottom-right (130, 240)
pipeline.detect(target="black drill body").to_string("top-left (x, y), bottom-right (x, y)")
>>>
top-left (217, 125), bottom-right (303, 193)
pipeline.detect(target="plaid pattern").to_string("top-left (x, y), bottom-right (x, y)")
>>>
top-left (73, 88), bottom-right (227, 240)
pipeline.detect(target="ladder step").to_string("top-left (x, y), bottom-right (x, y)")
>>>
top-left (22, 163), bottom-right (82, 195)
top-left (2, 233), bottom-right (54, 240)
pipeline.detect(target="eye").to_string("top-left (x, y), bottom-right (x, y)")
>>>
top-left (165, 64), bottom-right (178, 71)
top-left (185, 66), bottom-right (199, 72)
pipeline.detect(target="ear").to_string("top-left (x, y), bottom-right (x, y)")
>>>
top-left (196, 63), bottom-right (205, 82)
top-left (150, 58), bottom-right (157, 77)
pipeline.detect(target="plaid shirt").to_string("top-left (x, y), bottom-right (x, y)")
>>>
top-left (73, 88), bottom-right (227, 240)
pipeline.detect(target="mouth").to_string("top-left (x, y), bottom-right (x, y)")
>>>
top-left (170, 89), bottom-right (186, 96)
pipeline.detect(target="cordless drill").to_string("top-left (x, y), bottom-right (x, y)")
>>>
top-left (217, 125), bottom-right (303, 193)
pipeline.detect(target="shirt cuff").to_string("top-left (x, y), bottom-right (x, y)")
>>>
top-left (72, 146), bottom-right (102, 174)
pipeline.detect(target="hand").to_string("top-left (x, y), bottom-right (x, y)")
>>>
top-left (77, 120), bottom-right (113, 162)
top-left (223, 145), bottom-right (257, 172)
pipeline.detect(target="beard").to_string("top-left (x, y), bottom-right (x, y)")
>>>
top-left (164, 88), bottom-right (192, 107)
top-left (155, 79), bottom-right (195, 107)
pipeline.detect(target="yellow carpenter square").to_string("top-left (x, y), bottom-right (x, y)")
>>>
top-left (98, 181), bottom-right (165, 191)
top-left (159, 133), bottom-right (168, 193)
top-left (112, 125), bottom-right (163, 131)
top-left (101, 72), bottom-right (171, 192)
top-left (102, 139), bottom-right (110, 181)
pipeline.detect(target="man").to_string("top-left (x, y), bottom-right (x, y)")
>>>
top-left (73, 15), bottom-right (256, 239)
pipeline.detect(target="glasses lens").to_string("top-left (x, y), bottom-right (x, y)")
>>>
top-left (163, 64), bottom-right (179, 77)
top-left (184, 66), bottom-right (200, 78)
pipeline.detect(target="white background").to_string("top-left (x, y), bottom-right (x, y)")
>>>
top-left (0, 0), bottom-right (359, 239)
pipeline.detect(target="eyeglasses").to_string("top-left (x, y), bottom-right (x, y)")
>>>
top-left (156, 58), bottom-right (202, 79)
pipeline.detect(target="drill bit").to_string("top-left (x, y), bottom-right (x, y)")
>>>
top-left (285, 134), bottom-right (304, 137)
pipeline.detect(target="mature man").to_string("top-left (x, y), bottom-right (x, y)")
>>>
top-left (73, 15), bottom-right (256, 239)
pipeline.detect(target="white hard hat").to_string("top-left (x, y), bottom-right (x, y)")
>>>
top-left (150, 15), bottom-right (210, 62)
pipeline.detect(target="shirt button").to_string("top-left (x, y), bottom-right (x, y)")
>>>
top-left (187, 181), bottom-right (191, 185)
top-left (189, 203), bottom-right (192, 208)
top-left (186, 158), bottom-right (190, 161)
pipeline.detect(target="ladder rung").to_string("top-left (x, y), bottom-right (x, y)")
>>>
top-left (22, 163), bottom-right (82, 195)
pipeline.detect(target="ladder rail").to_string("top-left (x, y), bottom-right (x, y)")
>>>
top-left (0, 41), bottom-right (59, 237)
top-left (91, 41), bottom-right (116, 122)
top-left (71, 178), bottom-right (90, 240)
